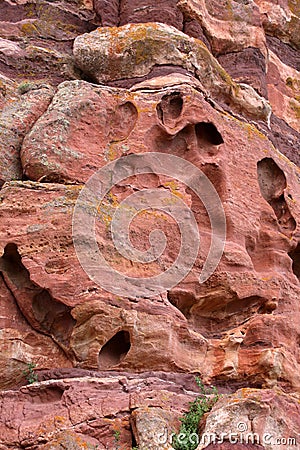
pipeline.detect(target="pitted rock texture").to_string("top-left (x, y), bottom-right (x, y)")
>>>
top-left (73, 23), bottom-right (271, 121)
top-left (0, 374), bottom-right (299, 449)
top-left (0, 0), bottom-right (300, 449)
top-left (1, 79), bottom-right (300, 394)
top-left (20, 78), bottom-right (269, 182)
top-left (0, 84), bottom-right (54, 186)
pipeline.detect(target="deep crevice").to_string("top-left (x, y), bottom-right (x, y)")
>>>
top-left (0, 243), bottom-right (75, 349)
top-left (195, 122), bottom-right (224, 146)
top-left (156, 92), bottom-right (184, 125)
top-left (167, 291), bottom-right (271, 338)
top-left (98, 330), bottom-right (131, 369)
top-left (288, 242), bottom-right (300, 281)
top-left (257, 157), bottom-right (296, 235)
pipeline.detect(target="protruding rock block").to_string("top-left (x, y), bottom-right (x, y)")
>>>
top-left (0, 84), bottom-right (54, 186)
top-left (197, 388), bottom-right (300, 450)
top-left (73, 23), bottom-right (271, 121)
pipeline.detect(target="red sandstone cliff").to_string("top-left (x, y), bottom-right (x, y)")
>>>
top-left (0, 0), bottom-right (299, 449)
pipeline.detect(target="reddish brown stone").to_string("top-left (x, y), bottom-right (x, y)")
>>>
top-left (119, 0), bottom-right (184, 29)
top-left (197, 388), bottom-right (300, 450)
top-left (0, 79), bottom-right (298, 393)
top-left (0, 373), bottom-right (196, 448)
top-left (0, 0), bottom-right (300, 448)
top-left (0, 0), bottom-right (98, 85)
top-left (217, 47), bottom-right (267, 98)
top-left (93, 0), bottom-right (120, 26)
top-left (0, 84), bottom-right (54, 186)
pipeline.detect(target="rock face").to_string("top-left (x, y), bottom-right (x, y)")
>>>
top-left (0, 84), bottom-right (54, 186)
top-left (197, 388), bottom-right (300, 450)
top-left (0, 0), bottom-right (300, 448)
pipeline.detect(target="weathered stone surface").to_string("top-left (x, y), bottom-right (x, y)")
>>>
top-left (255, 0), bottom-right (300, 49)
top-left (0, 0), bottom-right (98, 84)
top-left (218, 47), bottom-right (267, 98)
top-left (119, 0), bottom-right (184, 29)
top-left (0, 372), bottom-right (195, 449)
top-left (267, 114), bottom-right (300, 166)
top-left (0, 275), bottom-right (71, 390)
top-left (266, 49), bottom-right (300, 133)
top-left (0, 40), bottom-right (78, 85)
top-left (131, 407), bottom-right (177, 450)
top-left (73, 23), bottom-right (271, 121)
top-left (0, 83), bottom-right (54, 185)
top-left (0, 0), bottom-right (300, 448)
top-left (178, 0), bottom-right (266, 56)
top-left (0, 78), bottom-right (299, 393)
top-left (197, 388), bottom-right (300, 450)
top-left (18, 78), bottom-right (244, 182)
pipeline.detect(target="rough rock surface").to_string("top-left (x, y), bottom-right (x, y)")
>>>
top-left (0, 371), bottom-right (195, 449)
top-left (0, 0), bottom-right (99, 84)
top-left (0, 0), bottom-right (299, 448)
top-left (73, 23), bottom-right (271, 121)
top-left (0, 84), bottom-right (54, 186)
top-left (197, 388), bottom-right (300, 450)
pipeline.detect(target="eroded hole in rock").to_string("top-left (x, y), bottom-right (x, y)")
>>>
top-left (30, 386), bottom-right (65, 404)
top-left (98, 330), bottom-right (131, 369)
top-left (288, 242), bottom-right (300, 281)
top-left (195, 122), bottom-right (224, 146)
top-left (157, 92), bottom-right (184, 124)
top-left (167, 291), bottom-right (195, 319)
top-left (150, 125), bottom-right (189, 156)
top-left (110, 101), bottom-right (138, 141)
top-left (168, 291), bottom-right (269, 338)
top-left (0, 243), bottom-right (75, 346)
top-left (257, 158), bottom-right (296, 235)
top-left (32, 290), bottom-right (75, 346)
top-left (0, 243), bottom-right (30, 288)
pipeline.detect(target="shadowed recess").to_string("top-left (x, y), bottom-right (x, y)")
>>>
top-left (257, 158), bottom-right (296, 235)
top-left (98, 330), bottom-right (131, 369)
top-left (0, 243), bottom-right (75, 346)
top-left (289, 242), bottom-right (300, 281)
top-left (30, 386), bottom-right (65, 404)
top-left (32, 290), bottom-right (75, 346)
top-left (157, 92), bottom-right (184, 124)
top-left (168, 291), bottom-right (271, 338)
top-left (195, 122), bottom-right (224, 146)
top-left (110, 101), bottom-right (138, 141)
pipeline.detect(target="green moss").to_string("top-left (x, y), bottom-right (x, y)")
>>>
top-left (172, 378), bottom-right (219, 450)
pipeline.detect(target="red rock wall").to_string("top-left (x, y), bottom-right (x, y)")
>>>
top-left (0, 0), bottom-right (299, 448)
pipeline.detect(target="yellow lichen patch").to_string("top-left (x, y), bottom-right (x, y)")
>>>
top-left (104, 142), bottom-right (121, 162)
top-left (164, 180), bottom-right (184, 199)
top-left (139, 209), bottom-right (171, 221)
top-left (286, 77), bottom-right (300, 91)
top-left (20, 22), bottom-right (38, 36)
top-left (97, 192), bottom-right (120, 227)
top-left (290, 99), bottom-right (300, 119)
top-left (288, 0), bottom-right (300, 16)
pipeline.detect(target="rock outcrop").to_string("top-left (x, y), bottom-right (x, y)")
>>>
top-left (0, 0), bottom-right (299, 448)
